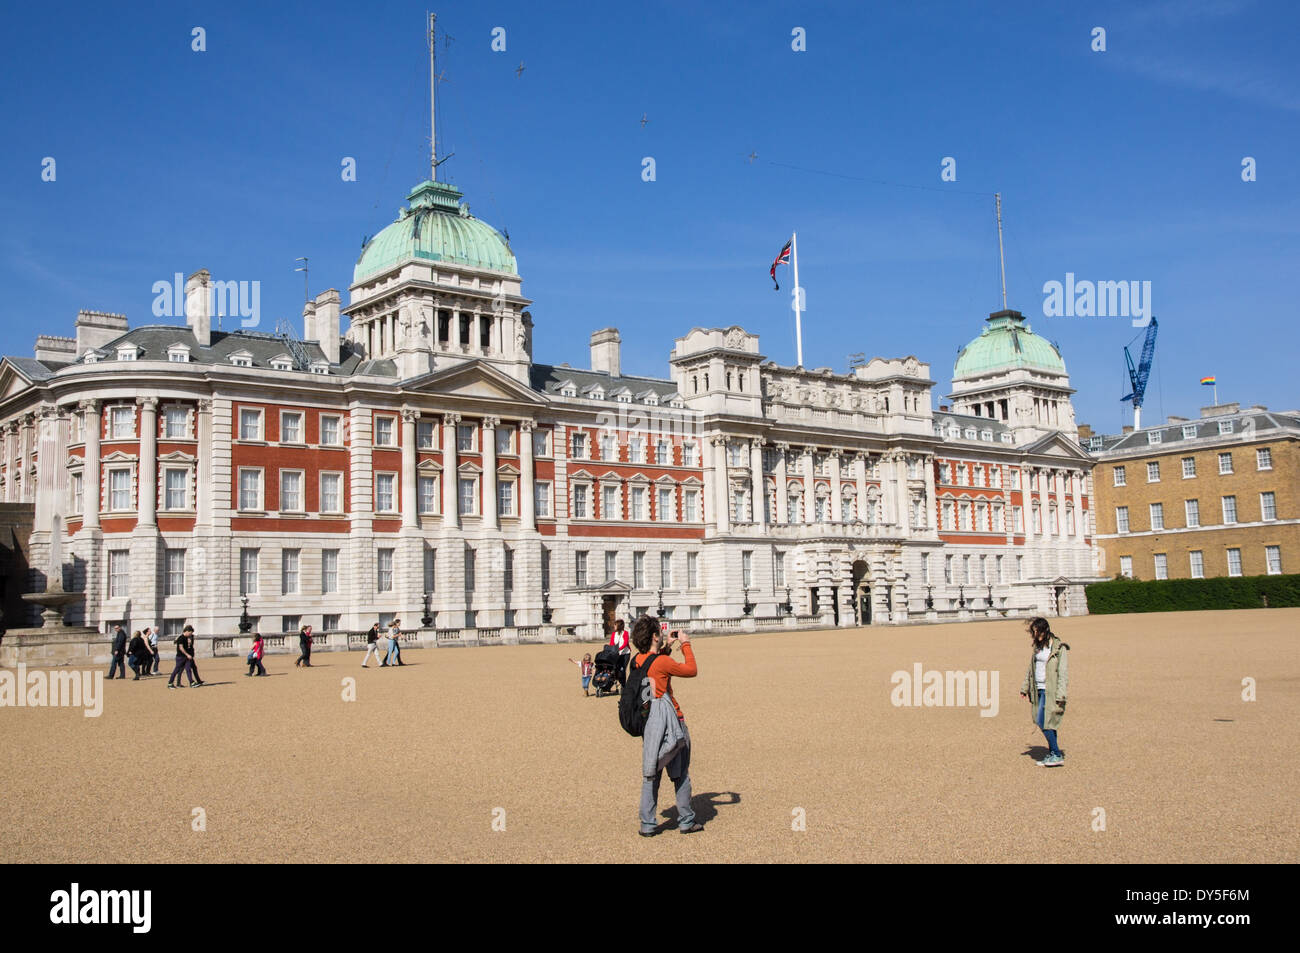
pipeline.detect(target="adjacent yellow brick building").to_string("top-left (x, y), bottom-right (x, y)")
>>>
top-left (1083, 403), bottom-right (1298, 581)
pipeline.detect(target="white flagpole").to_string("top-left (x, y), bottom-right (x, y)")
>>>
top-left (792, 231), bottom-right (803, 367)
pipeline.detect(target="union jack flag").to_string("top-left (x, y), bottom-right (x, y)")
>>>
top-left (770, 239), bottom-right (791, 290)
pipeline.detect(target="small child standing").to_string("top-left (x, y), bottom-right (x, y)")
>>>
top-left (569, 654), bottom-right (595, 696)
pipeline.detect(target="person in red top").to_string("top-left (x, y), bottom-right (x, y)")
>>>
top-left (630, 615), bottom-right (702, 835)
top-left (608, 618), bottom-right (631, 687)
top-left (245, 632), bottom-right (267, 677)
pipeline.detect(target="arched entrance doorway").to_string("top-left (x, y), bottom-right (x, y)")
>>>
top-left (851, 560), bottom-right (871, 625)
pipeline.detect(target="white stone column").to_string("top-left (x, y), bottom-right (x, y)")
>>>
top-left (829, 450), bottom-right (842, 522)
top-left (482, 416), bottom-right (499, 530)
top-left (749, 438), bottom-right (765, 526)
top-left (80, 400), bottom-right (102, 529)
top-left (401, 408), bottom-right (419, 529)
top-left (774, 443), bottom-right (789, 524)
top-left (196, 399), bottom-right (213, 526)
top-left (882, 452), bottom-right (898, 526)
top-left (1071, 469), bottom-right (1084, 540)
top-left (20, 413), bottom-right (35, 503)
top-left (137, 397), bottom-right (158, 527)
top-left (442, 413), bottom-right (460, 528)
top-left (2, 422), bottom-right (13, 502)
top-left (923, 453), bottom-right (937, 531)
top-left (701, 436), bottom-right (716, 531)
top-left (855, 453), bottom-right (868, 522)
top-left (520, 420), bottom-right (536, 530)
top-left (801, 449), bottom-right (814, 523)
top-left (713, 436), bottom-right (730, 533)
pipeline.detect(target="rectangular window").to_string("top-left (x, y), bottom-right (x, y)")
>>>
top-left (377, 548), bottom-right (394, 592)
top-left (633, 551), bottom-right (646, 589)
top-left (280, 470), bottom-right (304, 513)
top-left (238, 408), bottom-right (262, 441)
top-left (322, 549), bottom-right (339, 594)
top-left (683, 489), bottom-right (699, 522)
top-left (690, 552), bottom-right (701, 588)
top-left (1218, 420), bottom-right (1234, 434)
top-left (1149, 502), bottom-right (1164, 531)
top-left (503, 547), bottom-right (513, 591)
top-left (573, 484), bottom-right (588, 518)
top-left (1261, 491), bottom-right (1276, 521)
top-left (534, 481), bottom-right (551, 518)
top-left (996, 554), bottom-right (1005, 583)
top-left (238, 469), bottom-right (262, 511)
top-left (570, 432), bottom-right (587, 459)
top-left (732, 489), bottom-right (747, 523)
top-left (110, 406), bottom-right (135, 439)
top-left (1148, 430), bottom-right (1162, 445)
top-left (1182, 424), bottom-right (1197, 439)
top-left (281, 549), bottom-right (300, 594)
top-left (418, 475), bottom-right (437, 514)
top-left (495, 426), bottom-right (513, 456)
top-left (464, 548), bottom-right (476, 592)
top-left (374, 416), bottom-right (395, 447)
top-left (660, 552), bottom-right (673, 589)
top-left (742, 551), bottom-right (753, 588)
top-left (1222, 495), bottom-right (1237, 524)
top-left (631, 486), bottom-right (646, 521)
top-left (239, 548), bottom-right (259, 595)
top-left (658, 487), bottom-right (674, 522)
top-left (1013, 506), bottom-right (1023, 533)
top-left (1227, 547), bottom-right (1242, 577)
top-left (109, 468), bottom-right (131, 511)
top-left (1016, 555), bottom-right (1024, 581)
top-left (603, 485), bottom-right (618, 519)
top-left (163, 406), bottom-right (188, 439)
top-left (1266, 545), bottom-right (1282, 575)
top-left (943, 555), bottom-right (953, 584)
top-left (320, 472), bottom-right (343, 514)
top-left (1182, 457), bottom-right (1196, 478)
top-left (599, 434), bottom-right (616, 462)
top-left (458, 478), bottom-right (476, 516)
top-left (541, 547), bottom-right (551, 591)
top-left (1189, 551), bottom-right (1204, 579)
top-left (605, 551), bottom-right (617, 582)
top-left (1257, 448), bottom-right (1272, 470)
top-left (417, 421), bottom-right (435, 449)
top-left (532, 428), bottom-right (551, 457)
top-left (281, 412), bottom-right (303, 444)
top-left (1119, 555), bottom-right (1132, 579)
top-left (1116, 506), bottom-right (1129, 534)
top-left (575, 551), bottom-right (588, 588)
top-left (279, 615), bottom-right (300, 634)
top-left (497, 481), bottom-right (515, 517)
top-left (1218, 452), bottom-right (1233, 475)
top-left (1153, 553), bottom-right (1168, 580)
top-left (374, 473), bottom-right (395, 512)
top-left (164, 548), bottom-right (185, 596)
top-left (320, 415), bottom-right (342, 446)
top-left (1146, 461), bottom-right (1160, 483)
top-left (71, 471), bottom-right (84, 514)
top-left (163, 469), bottom-right (187, 510)
top-left (1185, 499), bottom-right (1199, 527)
top-left (682, 443), bottom-right (697, 467)
top-left (423, 546), bottom-right (436, 593)
top-left (629, 438), bottom-right (645, 464)
top-left (457, 425), bottom-right (475, 452)
top-left (108, 549), bottom-right (130, 598)
top-left (656, 441), bottom-right (670, 465)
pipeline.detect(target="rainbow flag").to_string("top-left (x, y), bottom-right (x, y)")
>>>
top-left (1200, 376), bottom-right (1216, 385)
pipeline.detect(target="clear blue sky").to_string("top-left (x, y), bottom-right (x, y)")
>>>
top-left (2, 0), bottom-right (1296, 432)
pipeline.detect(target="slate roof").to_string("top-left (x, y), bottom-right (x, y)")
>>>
top-left (1090, 409), bottom-right (1300, 456)
top-left (529, 363), bottom-right (678, 400)
top-left (933, 410), bottom-right (1013, 445)
top-left (5, 357), bottom-right (63, 380)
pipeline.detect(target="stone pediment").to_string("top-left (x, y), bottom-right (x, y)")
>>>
top-left (1021, 431), bottom-right (1094, 463)
top-left (403, 360), bottom-right (546, 408)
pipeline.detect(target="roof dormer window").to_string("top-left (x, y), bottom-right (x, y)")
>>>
top-left (116, 345), bottom-right (140, 361)
top-left (229, 350), bottom-right (254, 368)
top-left (269, 354), bottom-right (294, 371)
top-left (167, 344), bottom-right (191, 363)
top-left (309, 362), bottom-right (329, 376)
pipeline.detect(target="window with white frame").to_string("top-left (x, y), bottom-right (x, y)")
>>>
top-left (497, 480), bottom-right (515, 517)
top-left (168, 346), bottom-right (189, 363)
top-left (374, 416), bottom-right (396, 447)
top-left (656, 441), bottom-right (670, 465)
top-left (108, 550), bottom-right (130, 598)
top-left (535, 481), bottom-right (551, 518)
top-left (1266, 545), bottom-right (1282, 575)
top-left (657, 486), bottom-right (674, 521)
top-left (1146, 461), bottom-right (1160, 482)
top-left (234, 468), bottom-right (260, 512)
top-left (108, 468), bottom-right (132, 511)
top-left (1013, 506), bottom-right (1023, 533)
top-left (281, 549), bottom-right (300, 594)
top-left (418, 475), bottom-right (438, 514)
top-left (681, 442), bottom-right (697, 467)
top-left (1222, 495), bottom-right (1237, 524)
top-left (280, 411), bottom-right (303, 444)
top-left (70, 471), bottom-right (84, 514)
top-left (941, 500), bottom-right (955, 530)
top-left (163, 406), bottom-right (188, 439)
top-left (1149, 502), bottom-right (1164, 531)
top-left (1261, 491), bottom-right (1276, 521)
top-left (163, 468), bottom-right (188, 510)
top-left (660, 552), bottom-right (673, 588)
top-left (1153, 553), bottom-right (1168, 579)
top-left (417, 421), bottom-right (436, 450)
top-left (109, 406), bottom-right (135, 439)
top-left (602, 485), bottom-right (619, 519)
top-left (422, 546), bottom-right (436, 594)
top-left (495, 426), bottom-right (514, 456)
top-left (1189, 551), bottom-right (1204, 579)
top-left (629, 437), bottom-right (644, 464)
top-left (573, 484), bottom-right (589, 518)
top-left (320, 472), bottom-right (343, 514)
top-left (1182, 457), bottom-right (1196, 478)
top-left (1116, 506), bottom-right (1129, 534)
top-left (1218, 420), bottom-right (1234, 434)
top-left (570, 432), bottom-right (587, 459)
top-left (732, 488), bottom-right (747, 523)
top-left (1185, 499), bottom-right (1199, 527)
top-left (532, 428), bottom-right (550, 457)
top-left (604, 551), bottom-right (617, 583)
top-left (633, 551), bottom-right (646, 589)
top-left (320, 414), bottom-right (342, 446)
top-left (458, 477), bottom-right (477, 516)
top-left (683, 488), bottom-right (699, 522)
top-left (164, 548), bottom-right (185, 596)
top-left (689, 552), bottom-right (701, 588)
top-left (280, 470), bottom-right (304, 513)
top-left (1218, 452), bottom-right (1233, 475)
top-left (1182, 424), bottom-right (1197, 439)
top-left (1257, 447), bottom-right (1272, 470)
top-left (1119, 555), bottom-right (1132, 578)
top-left (374, 473), bottom-right (396, 512)
top-left (575, 551), bottom-right (588, 587)
top-left (457, 425), bottom-right (475, 452)
top-left (742, 551), bottom-right (753, 588)
top-left (1226, 547), bottom-right (1242, 577)
top-left (630, 485), bottom-right (646, 521)
top-left (239, 548), bottom-right (259, 595)
top-left (377, 548), bottom-right (394, 592)
top-left (1148, 430), bottom-right (1162, 445)
top-left (943, 555), bottom-right (953, 584)
top-left (322, 549), bottom-right (339, 594)
top-left (599, 433), bottom-right (616, 462)
top-left (238, 408), bottom-right (263, 441)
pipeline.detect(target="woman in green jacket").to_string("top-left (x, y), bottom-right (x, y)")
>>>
top-left (1019, 617), bottom-right (1069, 767)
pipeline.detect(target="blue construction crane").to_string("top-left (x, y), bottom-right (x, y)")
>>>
top-left (1120, 317), bottom-right (1158, 429)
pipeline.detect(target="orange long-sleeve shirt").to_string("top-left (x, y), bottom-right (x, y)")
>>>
top-left (633, 642), bottom-right (697, 720)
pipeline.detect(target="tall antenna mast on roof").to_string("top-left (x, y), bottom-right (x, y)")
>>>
top-left (428, 12), bottom-right (453, 181)
top-left (995, 192), bottom-right (1008, 311)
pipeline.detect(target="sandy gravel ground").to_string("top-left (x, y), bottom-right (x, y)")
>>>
top-left (2, 609), bottom-right (1296, 864)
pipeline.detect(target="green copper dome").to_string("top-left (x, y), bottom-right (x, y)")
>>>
top-left (353, 180), bottom-right (517, 283)
top-left (954, 310), bottom-right (1066, 378)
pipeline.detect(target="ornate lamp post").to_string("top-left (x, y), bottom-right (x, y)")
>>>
top-left (421, 592), bottom-right (434, 628)
top-left (924, 585), bottom-right (934, 610)
top-left (656, 588), bottom-right (666, 619)
top-left (541, 589), bottom-right (553, 624)
top-left (957, 585), bottom-right (966, 609)
top-left (782, 586), bottom-right (793, 616)
top-left (986, 584), bottom-right (994, 609)
top-left (742, 587), bottom-right (754, 615)
top-left (237, 595), bottom-right (252, 634)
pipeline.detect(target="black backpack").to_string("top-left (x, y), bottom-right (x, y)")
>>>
top-left (619, 653), bottom-right (660, 737)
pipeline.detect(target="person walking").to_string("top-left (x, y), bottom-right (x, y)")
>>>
top-left (630, 615), bottom-right (702, 836)
top-left (1019, 617), bottom-right (1069, 767)
top-left (295, 625), bottom-right (313, 668)
top-left (146, 626), bottom-right (161, 674)
top-left (107, 624), bottom-right (128, 680)
top-left (167, 625), bottom-right (198, 689)
top-left (246, 632), bottom-right (267, 677)
top-left (127, 630), bottom-right (151, 680)
top-left (569, 653), bottom-right (595, 696)
top-left (609, 618), bottom-right (631, 688)
top-left (361, 623), bottom-right (382, 668)
top-left (384, 619), bottom-right (405, 666)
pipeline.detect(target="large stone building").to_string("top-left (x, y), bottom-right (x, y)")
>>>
top-left (1082, 403), bottom-right (1299, 581)
top-left (0, 176), bottom-right (1101, 646)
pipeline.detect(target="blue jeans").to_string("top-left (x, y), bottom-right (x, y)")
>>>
top-left (1035, 689), bottom-right (1062, 756)
top-left (108, 653), bottom-right (126, 678)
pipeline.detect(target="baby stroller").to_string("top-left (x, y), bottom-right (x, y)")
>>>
top-left (592, 646), bottom-right (622, 697)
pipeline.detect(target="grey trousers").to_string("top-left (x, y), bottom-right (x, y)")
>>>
top-left (640, 723), bottom-right (695, 832)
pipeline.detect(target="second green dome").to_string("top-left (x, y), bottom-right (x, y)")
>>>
top-left (954, 310), bottom-right (1066, 378)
